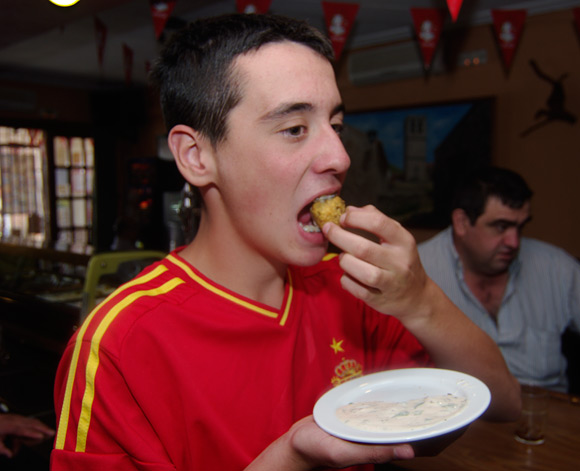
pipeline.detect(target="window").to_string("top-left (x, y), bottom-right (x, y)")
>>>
top-left (0, 126), bottom-right (50, 246)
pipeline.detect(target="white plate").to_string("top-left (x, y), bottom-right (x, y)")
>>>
top-left (313, 368), bottom-right (490, 443)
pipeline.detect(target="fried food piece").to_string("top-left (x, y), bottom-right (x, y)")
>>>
top-left (310, 195), bottom-right (346, 229)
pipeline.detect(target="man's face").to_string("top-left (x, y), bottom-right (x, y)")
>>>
top-left (209, 41), bottom-right (350, 267)
top-left (455, 196), bottom-right (531, 276)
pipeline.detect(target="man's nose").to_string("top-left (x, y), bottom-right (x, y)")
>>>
top-left (503, 227), bottom-right (521, 248)
top-left (315, 127), bottom-right (351, 176)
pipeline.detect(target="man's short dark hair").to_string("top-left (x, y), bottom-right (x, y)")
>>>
top-left (150, 13), bottom-right (334, 147)
top-left (452, 166), bottom-right (533, 224)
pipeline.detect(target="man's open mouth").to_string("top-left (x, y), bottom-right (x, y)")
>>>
top-left (298, 194), bottom-right (337, 233)
top-left (298, 203), bottom-right (321, 233)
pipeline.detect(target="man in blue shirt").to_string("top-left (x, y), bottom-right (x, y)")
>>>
top-left (418, 166), bottom-right (580, 392)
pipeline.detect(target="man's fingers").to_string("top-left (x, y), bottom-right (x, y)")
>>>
top-left (0, 441), bottom-right (14, 458)
top-left (341, 206), bottom-right (409, 246)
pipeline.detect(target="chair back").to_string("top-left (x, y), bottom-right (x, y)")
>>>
top-left (80, 250), bottom-right (166, 321)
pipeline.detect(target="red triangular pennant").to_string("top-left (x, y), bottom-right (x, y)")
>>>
top-left (491, 9), bottom-right (527, 71)
top-left (150, 1), bottom-right (177, 39)
top-left (446, 0), bottom-right (462, 22)
top-left (322, 1), bottom-right (360, 60)
top-left (123, 43), bottom-right (134, 85)
top-left (236, 0), bottom-right (272, 14)
top-left (94, 16), bottom-right (107, 69)
top-left (410, 8), bottom-right (445, 70)
top-left (573, 8), bottom-right (580, 37)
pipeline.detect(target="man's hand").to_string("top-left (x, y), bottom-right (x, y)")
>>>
top-left (287, 416), bottom-right (415, 469)
top-left (323, 205), bottom-right (430, 321)
top-left (0, 414), bottom-right (55, 458)
top-left (247, 415), bottom-right (415, 471)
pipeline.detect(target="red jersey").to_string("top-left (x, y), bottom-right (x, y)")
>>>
top-left (51, 252), bottom-right (431, 470)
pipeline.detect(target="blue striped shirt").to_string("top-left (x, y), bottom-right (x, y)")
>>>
top-left (418, 227), bottom-right (580, 392)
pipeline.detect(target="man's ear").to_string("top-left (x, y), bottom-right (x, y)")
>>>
top-left (451, 208), bottom-right (470, 236)
top-left (167, 125), bottom-right (215, 186)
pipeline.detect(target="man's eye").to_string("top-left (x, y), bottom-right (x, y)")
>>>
top-left (283, 126), bottom-right (306, 137)
top-left (332, 123), bottom-right (344, 135)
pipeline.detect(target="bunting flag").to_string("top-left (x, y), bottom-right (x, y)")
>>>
top-left (410, 8), bottom-right (445, 70)
top-left (491, 9), bottom-right (527, 71)
top-left (236, 0), bottom-right (272, 14)
top-left (573, 8), bottom-right (580, 37)
top-left (321, 1), bottom-right (360, 60)
top-left (94, 16), bottom-right (107, 70)
top-left (446, 0), bottom-right (462, 22)
top-left (150, 1), bottom-right (177, 39)
top-left (123, 43), bottom-right (134, 85)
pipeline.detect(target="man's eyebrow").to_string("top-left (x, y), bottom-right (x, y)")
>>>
top-left (260, 102), bottom-right (345, 121)
top-left (260, 102), bottom-right (313, 122)
top-left (332, 103), bottom-right (346, 117)
top-left (488, 219), bottom-right (518, 227)
top-left (489, 215), bottom-right (532, 227)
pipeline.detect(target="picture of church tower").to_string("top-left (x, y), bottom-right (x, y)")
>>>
top-left (404, 115), bottom-right (428, 181)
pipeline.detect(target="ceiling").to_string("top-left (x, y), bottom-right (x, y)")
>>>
top-left (1, 0), bottom-right (579, 88)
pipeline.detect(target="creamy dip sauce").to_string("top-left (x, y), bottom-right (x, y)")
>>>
top-left (336, 394), bottom-right (467, 432)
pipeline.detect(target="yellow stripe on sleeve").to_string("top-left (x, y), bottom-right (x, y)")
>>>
top-left (75, 277), bottom-right (184, 452)
top-left (54, 265), bottom-right (170, 451)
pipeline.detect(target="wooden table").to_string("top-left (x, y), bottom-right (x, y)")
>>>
top-left (381, 391), bottom-right (580, 471)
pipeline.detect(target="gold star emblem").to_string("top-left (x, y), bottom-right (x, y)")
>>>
top-left (330, 337), bottom-right (344, 354)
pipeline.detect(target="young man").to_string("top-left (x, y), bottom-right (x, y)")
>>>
top-left (51, 14), bottom-right (520, 471)
top-left (418, 166), bottom-right (580, 392)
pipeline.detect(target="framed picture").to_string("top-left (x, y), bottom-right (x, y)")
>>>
top-left (341, 99), bottom-right (492, 228)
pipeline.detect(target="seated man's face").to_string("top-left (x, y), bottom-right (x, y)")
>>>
top-left (209, 41), bottom-right (350, 267)
top-left (456, 196), bottom-right (531, 275)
